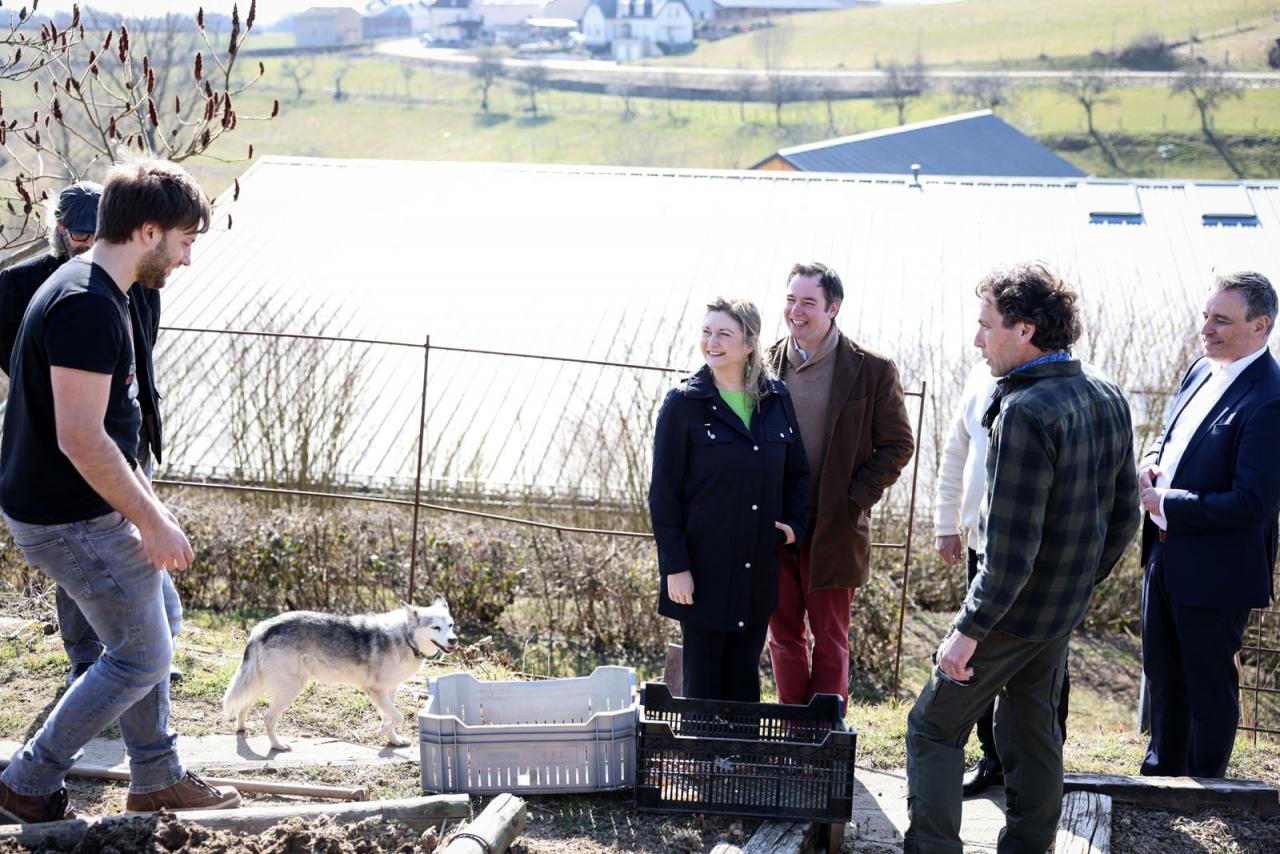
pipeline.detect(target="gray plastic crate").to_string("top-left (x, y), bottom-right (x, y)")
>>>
top-left (419, 665), bottom-right (637, 794)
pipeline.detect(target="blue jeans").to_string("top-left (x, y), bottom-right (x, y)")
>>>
top-left (2, 511), bottom-right (185, 795)
top-left (57, 573), bottom-right (181, 665)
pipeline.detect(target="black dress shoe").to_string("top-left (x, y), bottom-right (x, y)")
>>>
top-left (962, 756), bottom-right (1004, 798)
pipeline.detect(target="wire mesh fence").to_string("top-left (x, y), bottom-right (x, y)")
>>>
top-left (147, 323), bottom-right (1280, 735)
top-left (3, 316), bottom-right (1277, 734)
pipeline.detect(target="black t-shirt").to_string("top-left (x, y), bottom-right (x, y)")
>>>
top-left (0, 251), bottom-right (64, 377)
top-left (0, 257), bottom-right (142, 524)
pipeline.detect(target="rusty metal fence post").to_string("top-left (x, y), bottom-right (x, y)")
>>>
top-left (890, 382), bottom-right (927, 698)
top-left (407, 334), bottom-right (431, 603)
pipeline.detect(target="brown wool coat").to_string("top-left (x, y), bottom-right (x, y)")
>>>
top-left (767, 333), bottom-right (916, 591)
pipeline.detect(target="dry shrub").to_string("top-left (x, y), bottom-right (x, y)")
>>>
top-left (521, 530), bottom-right (665, 656)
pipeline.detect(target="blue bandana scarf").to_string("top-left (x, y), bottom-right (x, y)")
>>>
top-left (1008, 350), bottom-right (1072, 376)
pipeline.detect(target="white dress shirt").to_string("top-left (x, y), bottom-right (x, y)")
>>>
top-left (933, 363), bottom-right (998, 550)
top-left (1152, 343), bottom-right (1272, 529)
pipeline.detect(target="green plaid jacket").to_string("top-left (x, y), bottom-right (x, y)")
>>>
top-left (956, 360), bottom-right (1140, 642)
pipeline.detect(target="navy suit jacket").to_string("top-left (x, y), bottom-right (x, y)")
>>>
top-left (1140, 351), bottom-right (1280, 608)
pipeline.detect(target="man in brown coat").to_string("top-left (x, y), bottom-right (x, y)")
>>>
top-left (766, 262), bottom-right (915, 708)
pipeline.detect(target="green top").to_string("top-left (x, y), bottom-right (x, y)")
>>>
top-left (718, 389), bottom-right (753, 429)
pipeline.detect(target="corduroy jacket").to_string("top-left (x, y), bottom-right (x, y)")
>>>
top-left (766, 333), bottom-right (915, 591)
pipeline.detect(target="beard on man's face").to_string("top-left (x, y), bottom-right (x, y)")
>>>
top-left (135, 245), bottom-right (171, 289)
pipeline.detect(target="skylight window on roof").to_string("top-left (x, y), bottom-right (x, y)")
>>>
top-left (1081, 183), bottom-right (1143, 224)
top-left (1194, 184), bottom-right (1258, 227)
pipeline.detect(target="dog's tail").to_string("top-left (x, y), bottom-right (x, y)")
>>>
top-left (221, 641), bottom-right (263, 722)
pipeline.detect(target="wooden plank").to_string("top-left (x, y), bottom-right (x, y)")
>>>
top-left (0, 794), bottom-right (471, 848)
top-left (663, 643), bottom-right (683, 696)
top-left (0, 758), bottom-right (366, 801)
top-left (1055, 791), bottom-right (1111, 854)
top-left (1064, 772), bottom-right (1280, 816)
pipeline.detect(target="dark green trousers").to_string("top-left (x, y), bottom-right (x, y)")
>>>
top-left (904, 629), bottom-right (1070, 854)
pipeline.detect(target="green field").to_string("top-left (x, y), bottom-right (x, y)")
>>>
top-left (5, 53), bottom-right (1280, 223)
top-left (169, 60), bottom-right (1280, 197)
top-left (647, 0), bottom-right (1280, 69)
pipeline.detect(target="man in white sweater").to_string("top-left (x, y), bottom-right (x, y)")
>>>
top-left (933, 361), bottom-right (1072, 797)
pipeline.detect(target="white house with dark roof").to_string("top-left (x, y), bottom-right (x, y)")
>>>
top-left (582, 0), bottom-right (693, 59)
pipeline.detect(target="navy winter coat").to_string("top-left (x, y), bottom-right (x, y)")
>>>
top-left (649, 366), bottom-right (810, 632)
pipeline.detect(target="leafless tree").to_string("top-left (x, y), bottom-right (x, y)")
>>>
top-left (816, 79), bottom-right (840, 135)
top-left (877, 57), bottom-right (930, 125)
top-left (657, 70), bottom-right (680, 120)
top-left (400, 60), bottom-right (417, 104)
top-left (754, 26), bottom-right (795, 128)
top-left (949, 72), bottom-right (1016, 113)
top-left (1059, 70), bottom-right (1122, 171)
top-left (1171, 63), bottom-right (1245, 177)
top-left (729, 69), bottom-right (757, 123)
top-left (333, 60), bottom-right (352, 101)
top-left (606, 81), bottom-right (636, 120)
top-left (1, 2), bottom-right (275, 252)
top-left (469, 46), bottom-right (506, 113)
top-left (515, 63), bottom-right (549, 117)
top-left (279, 53), bottom-right (316, 102)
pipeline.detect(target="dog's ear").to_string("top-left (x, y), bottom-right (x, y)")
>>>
top-left (432, 593), bottom-right (447, 607)
top-left (399, 599), bottom-right (414, 613)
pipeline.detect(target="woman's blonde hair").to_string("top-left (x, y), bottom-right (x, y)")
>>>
top-left (706, 297), bottom-right (772, 410)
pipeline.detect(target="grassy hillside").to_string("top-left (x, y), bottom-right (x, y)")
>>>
top-left (168, 64), bottom-right (1280, 197)
top-left (647, 0), bottom-right (1280, 69)
top-left (4, 56), bottom-right (1279, 224)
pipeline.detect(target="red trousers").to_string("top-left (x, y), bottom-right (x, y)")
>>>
top-left (768, 536), bottom-right (854, 706)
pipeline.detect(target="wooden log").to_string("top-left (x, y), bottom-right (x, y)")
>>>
top-left (0, 794), bottom-right (470, 848)
top-left (441, 792), bottom-right (526, 854)
top-left (1055, 791), bottom-right (1112, 854)
top-left (710, 819), bottom-right (812, 854)
top-left (663, 643), bottom-right (683, 696)
top-left (1064, 772), bottom-right (1280, 816)
top-left (0, 758), bottom-right (366, 801)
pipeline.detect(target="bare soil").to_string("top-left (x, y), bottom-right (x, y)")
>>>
top-left (1112, 805), bottom-right (1280, 853)
top-left (0, 813), bottom-right (438, 853)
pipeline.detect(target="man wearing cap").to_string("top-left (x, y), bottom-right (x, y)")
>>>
top-left (0, 183), bottom-right (102, 374)
top-left (0, 182), bottom-right (176, 688)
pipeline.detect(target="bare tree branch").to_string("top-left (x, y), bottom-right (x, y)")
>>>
top-left (1, 1), bottom-right (276, 253)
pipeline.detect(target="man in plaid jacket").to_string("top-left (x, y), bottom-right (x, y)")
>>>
top-left (905, 263), bottom-right (1140, 854)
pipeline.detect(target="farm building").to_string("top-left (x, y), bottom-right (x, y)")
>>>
top-left (582, 0), bottom-right (695, 59)
top-left (139, 158), bottom-right (1279, 507)
top-left (752, 110), bottom-right (1088, 179)
top-left (362, 1), bottom-right (434, 38)
top-left (294, 7), bottom-right (365, 47)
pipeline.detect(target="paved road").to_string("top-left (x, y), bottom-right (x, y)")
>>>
top-left (378, 38), bottom-right (1280, 95)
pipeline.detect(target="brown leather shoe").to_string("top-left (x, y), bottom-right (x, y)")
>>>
top-left (124, 772), bottom-right (241, 814)
top-left (0, 780), bottom-right (76, 824)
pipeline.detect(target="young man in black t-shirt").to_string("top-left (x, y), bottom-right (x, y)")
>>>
top-left (0, 160), bottom-right (241, 824)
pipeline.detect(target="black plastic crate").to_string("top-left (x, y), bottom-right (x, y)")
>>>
top-left (634, 683), bottom-right (856, 823)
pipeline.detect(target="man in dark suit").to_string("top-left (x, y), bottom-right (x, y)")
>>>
top-left (1139, 271), bottom-right (1280, 779)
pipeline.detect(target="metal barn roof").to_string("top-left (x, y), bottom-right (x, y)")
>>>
top-left (155, 158), bottom-right (1276, 494)
top-left (758, 110), bottom-right (1088, 179)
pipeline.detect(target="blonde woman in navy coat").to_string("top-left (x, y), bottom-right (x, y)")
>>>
top-left (649, 297), bottom-right (809, 701)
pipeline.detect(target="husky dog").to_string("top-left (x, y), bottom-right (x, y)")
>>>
top-left (222, 596), bottom-right (458, 751)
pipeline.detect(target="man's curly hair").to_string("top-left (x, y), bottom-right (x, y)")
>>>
top-left (976, 262), bottom-right (1082, 353)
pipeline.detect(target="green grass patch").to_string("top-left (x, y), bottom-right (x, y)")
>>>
top-left (646, 0), bottom-right (1279, 70)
